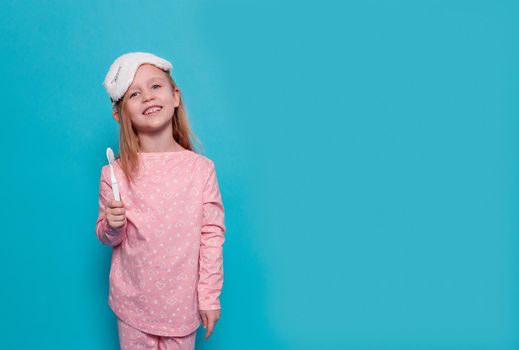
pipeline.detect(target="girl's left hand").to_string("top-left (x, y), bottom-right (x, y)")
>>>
top-left (199, 309), bottom-right (220, 339)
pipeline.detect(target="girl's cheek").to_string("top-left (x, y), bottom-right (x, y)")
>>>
top-left (128, 103), bottom-right (140, 114)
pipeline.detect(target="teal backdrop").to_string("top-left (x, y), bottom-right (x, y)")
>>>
top-left (1, 0), bottom-right (518, 349)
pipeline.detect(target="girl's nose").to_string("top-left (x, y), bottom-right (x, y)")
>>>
top-left (142, 89), bottom-right (154, 102)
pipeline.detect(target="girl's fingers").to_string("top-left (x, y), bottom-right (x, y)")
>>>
top-left (108, 208), bottom-right (125, 215)
top-left (109, 214), bottom-right (126, 221)
top-left (205, 318), bottom-right (215, 339)
top-left (109, 200), bottom-right (125, 208)
top-left (108, 218), bottom-right (126, 228)
top-left (106, 216), bottom-right (126, 225)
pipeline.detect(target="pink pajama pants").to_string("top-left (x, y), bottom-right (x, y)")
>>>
top-left (117, 318), bottom-right (197, 350)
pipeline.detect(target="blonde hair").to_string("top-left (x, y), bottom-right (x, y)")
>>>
top-left (113, 71), bottom-right (203, 185)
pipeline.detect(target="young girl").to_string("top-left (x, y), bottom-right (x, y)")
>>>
top-left (95, 52), bottom-right (226, 350)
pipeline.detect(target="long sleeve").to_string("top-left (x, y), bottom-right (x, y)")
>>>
top-left (95, 167), bottom-right (127, 247)
top-left (198, 162), bottom-right (226, 310)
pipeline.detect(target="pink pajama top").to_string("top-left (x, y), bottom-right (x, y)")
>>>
top-left (95, 150), bottom-right (226, 337)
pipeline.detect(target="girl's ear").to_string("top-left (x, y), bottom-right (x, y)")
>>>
top-left (173, 87), bottom-right (180, 108)
top-left (112, 108), bottom-right (120, 123)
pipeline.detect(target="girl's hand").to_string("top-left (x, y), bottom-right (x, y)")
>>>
top-left (105, 199), bottom-right (126, 230)
top-left (199, 309), bottom-right (220, 339)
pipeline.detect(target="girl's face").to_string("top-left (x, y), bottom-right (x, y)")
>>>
top-left (117, 64), bottom-right (179, 134)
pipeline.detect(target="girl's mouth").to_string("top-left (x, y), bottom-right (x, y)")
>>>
top-left (143, 106), bottom-right (163, 116)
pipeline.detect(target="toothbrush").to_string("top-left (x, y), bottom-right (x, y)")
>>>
top-left (106, 147), bottom-right (120, 201)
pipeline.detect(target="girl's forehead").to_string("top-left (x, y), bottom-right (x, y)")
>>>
top-left (130, 65), bottom-right (168, 87)
top-left (135, 63), bottom-right (166, 77)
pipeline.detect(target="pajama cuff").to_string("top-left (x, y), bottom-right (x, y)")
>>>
top-left (198, 298), bottom-right (221, 310)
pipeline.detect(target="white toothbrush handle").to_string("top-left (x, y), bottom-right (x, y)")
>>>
top-left (109, 164), bottom-right (121, 201)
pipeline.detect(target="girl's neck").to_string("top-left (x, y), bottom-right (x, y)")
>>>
top-left (138, 134), bottom-right (185, 153)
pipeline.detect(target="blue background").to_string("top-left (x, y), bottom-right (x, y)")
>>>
top-left (1, 0), bottom-right (518, 349)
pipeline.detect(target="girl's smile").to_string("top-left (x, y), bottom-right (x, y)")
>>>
top-left (143, 105), bottom-right (163, 116)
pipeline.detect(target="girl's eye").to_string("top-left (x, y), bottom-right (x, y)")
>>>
top-left (129, 85), bottom-right (160, 98)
